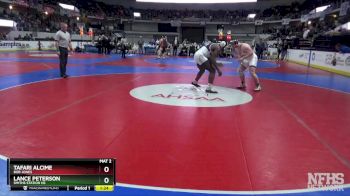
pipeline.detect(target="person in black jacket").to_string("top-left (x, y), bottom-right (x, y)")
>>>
top-left (120, 37), bottom-right (127, 59)
top-left (173, 37), bottom-right (179, 56)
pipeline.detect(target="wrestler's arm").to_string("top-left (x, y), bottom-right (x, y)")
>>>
top-left (209, 55), bottom-right (222, 76)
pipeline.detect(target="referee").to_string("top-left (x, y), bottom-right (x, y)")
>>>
top-left (55, 23), bottom-right (73, 78)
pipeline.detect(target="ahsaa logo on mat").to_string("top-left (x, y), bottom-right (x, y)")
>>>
top-left (130, 84), bottom-right (253, 107)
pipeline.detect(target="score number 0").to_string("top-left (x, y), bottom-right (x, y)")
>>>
top-left (103, 166), bottom-right (110, 184)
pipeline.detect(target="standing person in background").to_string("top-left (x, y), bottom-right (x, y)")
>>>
top-left (157, 36), bottom-right (168, 59)
top-left (38, 41), bottom-right (42, 51)
top-left (277, 38), bottom-right (282, 60)
top-left (113, 37), bottom-right (118, 54)
top-left (97, 35), bottom-right (102, 54)
top-left (182, 39), bottom-right (189, 56)
top-left (182, 39), bottom-right (188, 45)
top-left (280, 40), bottom-right (288, 61)
top-left (120, 36), bottom-right (127, 59)
top-left (255, 40), bottom-right (264, 60)
top-left (262, 39), bottom-right (268, 60)
top-left (104, 34), bottom-right (110, 54)
top-left (173, 36), bottom-right (179, 56)
top-left (189, 43), bottom-right (196, 56)
top-left (101, 34), bottom-right (106, 54)
top-left (106, 35), bottom-right (112, 55)
top-left (55, 22), bottom-right (73, 78)
top-left (102, 34), bottom-right (109, 55)
top-left (138, 36), bottom-right (144, 54)
top-left (155, 38), bottom-right (160, 56)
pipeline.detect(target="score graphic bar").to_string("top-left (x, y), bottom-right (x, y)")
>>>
top-left (7, 158), bottom-right (115, 191)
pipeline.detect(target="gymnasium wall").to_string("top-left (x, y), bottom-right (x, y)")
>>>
top-left (131, 23), bottom-right (159, 32)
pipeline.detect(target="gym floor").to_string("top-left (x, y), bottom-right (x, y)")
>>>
top-left (0, 51), bottom-right (349, 196)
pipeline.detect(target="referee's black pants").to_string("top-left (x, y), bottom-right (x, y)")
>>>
top-left (59, 47), bottom-right (68, 76)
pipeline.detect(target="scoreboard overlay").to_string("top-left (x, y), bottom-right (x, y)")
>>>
top-left (7, 158), bottom-right (115, 191)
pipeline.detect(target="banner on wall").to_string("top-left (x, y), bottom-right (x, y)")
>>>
top-left (255, 20), bottom-right (263, 26)
top-left (287, 49), bottom-right (311, 65)
top-left (231, 21), bottom-right (240, 25)
top-left (282, 18), bottom-right (291, 25)
top-left (170, 20), bottom-right (181, 27)
top-left (0, 41), bottom-right (31, 50)
top-left (340, 1), bottom-right (349, 16)
top-left (287, 49), bottom-right (350, 76)
top-left (319, 11), bottom-right (326, 21)
top-left (300, 15), bottom-right (309, 22)
top-left (12, 0), bottom-right (29, 7)
top-left (0, 41), bottom-right (88, 51)
top-left (310, 51), bottom-right (350, 68)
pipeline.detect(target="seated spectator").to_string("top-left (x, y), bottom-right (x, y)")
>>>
top-left (189, 43), bottom-right (196, 56)
top-left (303, 28), bottom-right (310, 39)
top-left (335, 43), bottom-right (350, 53)
top-left (75, 46), bottom-right (83, 53)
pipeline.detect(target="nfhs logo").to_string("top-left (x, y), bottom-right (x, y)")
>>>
top-left (307, 173), bottom-right (345, 191)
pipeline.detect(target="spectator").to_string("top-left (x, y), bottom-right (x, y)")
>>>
top-left (120, 37), bottom-right (127, 59)
top-left (255, 37), bottom-right (264, 60)
top-left (137, 36), bottom-right (144, 54)
top-left (280, 40), bottom-right (289, 60)
top-left (335, 43), bottom-right (350, 53)
top-left (303, 27), bottom-right (310, 39)
top-left (173, 37), bottom-right (179, 56)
